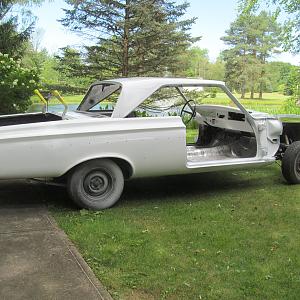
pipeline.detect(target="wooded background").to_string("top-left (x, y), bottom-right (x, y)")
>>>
top-left (0, 0), bottom-right (299, 113)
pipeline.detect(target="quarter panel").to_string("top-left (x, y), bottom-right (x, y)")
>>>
top-left (0, 117), bottom-right (186, 179)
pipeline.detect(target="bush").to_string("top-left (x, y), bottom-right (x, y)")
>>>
top-left (0, 52), bottom-right (40, 114)
top-left (283, 96), bottom-right (300, 114)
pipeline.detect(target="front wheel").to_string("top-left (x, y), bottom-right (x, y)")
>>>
top-left (68, 159), bottom-right (124, 210)
top-left (282, 141), bottom-right (300, 184)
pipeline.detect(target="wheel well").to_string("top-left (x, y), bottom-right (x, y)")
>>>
top-left (62, 157), bottom-right (133, 180)
top-left (109, 157), bottom-right (133, 179)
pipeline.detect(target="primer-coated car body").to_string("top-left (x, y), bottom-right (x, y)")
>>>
top-left (0, 77), bottom-right (299, 209)
top-left (0, 78), bottom-right (288, 178)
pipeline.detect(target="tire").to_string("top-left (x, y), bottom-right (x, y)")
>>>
top-left (282, 141), bottom-right (300, 184)
top-left (67, 159), bottom-right (124, 210)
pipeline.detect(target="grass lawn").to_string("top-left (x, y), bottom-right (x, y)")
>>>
top-left (49, 164), bottom-right (300, 300)
top-left (201, 92), bottom-right (291, 115)
top-left (186, 129), bottom-right (199, 143)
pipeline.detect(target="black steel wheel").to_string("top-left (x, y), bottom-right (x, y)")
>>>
top-left (282, 141), bottom-right (300, 184)
top-left (68, 159), bottom-right (124, 210)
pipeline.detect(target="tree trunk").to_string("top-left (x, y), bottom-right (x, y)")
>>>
top-left (259, 57), bottom-right (266, 100)
top-left (259, 82), bottom-right (263, 99)
top-left (241, 82), bottom-right (246, 99)
top-left (250, 86), bottom-right (254, 99)
top-left (122, 0), bottom-right (130, 77)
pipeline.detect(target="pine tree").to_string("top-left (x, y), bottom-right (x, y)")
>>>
top-left (61, 0), bottom-right (199, 78)
top-left (221, 11), bottom-right (281, 99)
top-left (240, 0), bottom-right (299, 53)
top-left (0, 0), bottom-right (45, 57)
top-left (55, 46), bottom-right (90, 87)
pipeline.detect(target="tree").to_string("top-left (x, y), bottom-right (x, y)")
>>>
top-left (178, 47), bottom-right (210, 78)
top-left (206, 56), bottom-right (225, 81)
top-left (0, 0), bottom-right (47, 114)
top-left (0, 52), bottom-right (39, 114)
top-left (284, 66), bottom-right (300, 96)
top-left (61, 0), bottom-right (199, 77)
top-left (265, 61), bottom-right (294, 92)
top-left (240, 0), bottom-right (300, 53)
top-left (39, 55), bottom-right (60, 85)
top-left (55, 47), bottom-right (91, 87)
top-left (0, 17), bottom-right (32, 57)
top-left (221, 11), bottom-right (281, 98)
top-left (177, 47), bottom-right (225, 81)
top-left (55, 47), bottom-right (84, 78)
top-left (0, 0), bottom-right (45, 57)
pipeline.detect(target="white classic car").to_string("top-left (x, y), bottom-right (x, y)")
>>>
top-left (0, 77), bottom-right (299, 209)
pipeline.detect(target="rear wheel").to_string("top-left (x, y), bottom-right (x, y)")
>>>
top-left (282, 141), bottom-right (300, 184)
top-left (68, 159), bottom-right (124, 210)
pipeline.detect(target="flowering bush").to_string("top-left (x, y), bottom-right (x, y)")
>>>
top-left (0, 52), bottom-right (40, 114)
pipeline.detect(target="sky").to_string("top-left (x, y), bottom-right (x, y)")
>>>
top-left (33, 0), bottom-right (299, 64)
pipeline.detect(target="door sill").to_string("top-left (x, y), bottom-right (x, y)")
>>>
top-left (186, 157), bottom-right (274, 169)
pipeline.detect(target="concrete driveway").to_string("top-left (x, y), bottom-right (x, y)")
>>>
top-left (0, 180), bottom-right (112, 300)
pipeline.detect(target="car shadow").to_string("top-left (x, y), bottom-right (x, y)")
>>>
top-left (119, 168), bottom-right (280, 207)
top-left (0, 166), bottom-right (283, 211)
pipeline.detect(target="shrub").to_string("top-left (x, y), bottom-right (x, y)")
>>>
top-left (283, 96), bottom-right (300, 114)
top-left (0, 52), bottom-right (40, 114)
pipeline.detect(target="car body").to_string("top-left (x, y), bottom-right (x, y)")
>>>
top-left (0, 77), bottom-right (299, 209)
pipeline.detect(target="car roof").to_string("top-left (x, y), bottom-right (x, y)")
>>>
top-left (94, 77), bottom-right (226, 118)
top-left (103, 77), bottom-right (225, 86)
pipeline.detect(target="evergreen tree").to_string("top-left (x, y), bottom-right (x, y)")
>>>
top-left (55, 47), bottom-right (84, 78)
top-left (240, 0), bottom-right (300, 53)
top-left (61, 0), bottom-right (199, 78)
top-left (0, 0), bottom-right (45, 57)
top-left (221, 11), bottom-right (281, 99)
top-left (55, 46), bottom-right (90, 87)
top-left (0, 18), bottom-right (32, 57)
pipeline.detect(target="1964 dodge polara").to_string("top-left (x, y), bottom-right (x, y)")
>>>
top-left (0, 77), bottom-right (299, 209)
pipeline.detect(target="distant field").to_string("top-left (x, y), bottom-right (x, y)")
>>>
top-left (201, 92), bottom-right (290, 115)
top-left (31, 92), bottom-right (288, 105)
top-left (30, 92), bottom-right (295, 115)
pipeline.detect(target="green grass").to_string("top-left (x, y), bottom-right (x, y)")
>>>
top-left (186, 129), bottom-right (198, 143)
top-left (201, 92), bottom-right (290, 115)
top-left (49, 165), bottom-right (300, 300)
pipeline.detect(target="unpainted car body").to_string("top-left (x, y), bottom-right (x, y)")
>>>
top-left (0, 77), bottom-right (299, 209)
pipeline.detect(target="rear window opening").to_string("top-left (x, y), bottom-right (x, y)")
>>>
top-left (77, 83), bottom-right (121, 114)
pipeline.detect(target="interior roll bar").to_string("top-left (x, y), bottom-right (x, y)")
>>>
top-left (34, 89), bottom-right (68, 119)
top-left (34, 89), bottom-right (47, 114)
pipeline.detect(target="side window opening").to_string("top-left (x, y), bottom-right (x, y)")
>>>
top-left (133, 85), bottom-right (257, 162)
top-left (187, 86), bottom-right (257, 162)
top-left (134, 87), bottom-right (185, 117)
